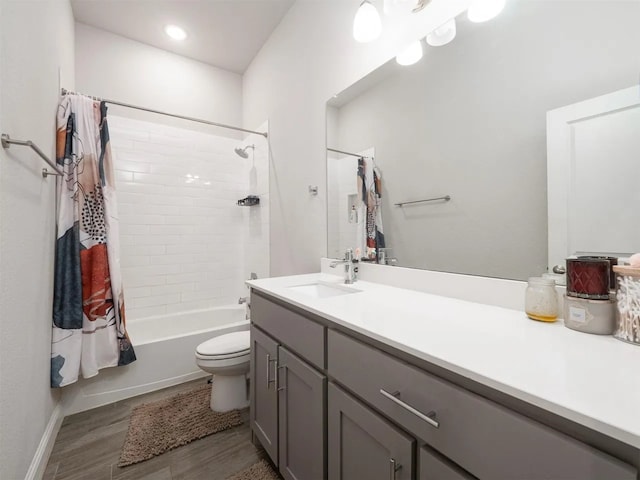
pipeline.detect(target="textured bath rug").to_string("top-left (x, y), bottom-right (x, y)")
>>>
top-left (118, 383), bottom-right (242, 467)
top-left (227, 459), bottom-right (281, 480)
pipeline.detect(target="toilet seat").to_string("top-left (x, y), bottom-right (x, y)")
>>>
top-left (196, 331), bottom-right (250, 357)
top-left (195, 350), bottom-right (249, 361)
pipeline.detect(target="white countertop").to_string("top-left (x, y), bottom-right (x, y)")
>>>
top-left (247, 273), bottom-right (640, 449)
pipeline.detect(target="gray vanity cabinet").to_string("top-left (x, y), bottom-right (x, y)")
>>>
top-left (251, 290), bottom-right (637, 480)
top-left (328, 382), bottom-right (414, 480)
top-left (250, 325), bottom-right (279, 464)
top-left (250, 292), bottom-right (327, 480)
top-left (419, 446), bottom-right (475, 480)
top-left (278, 346), bottom-right (326, 480)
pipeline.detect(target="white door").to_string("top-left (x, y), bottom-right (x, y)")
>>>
top-left (547, 86), bottom-right (640, 272)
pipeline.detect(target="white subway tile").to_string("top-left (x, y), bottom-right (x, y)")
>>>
top-left (123, 273), bottom-right (167, 288)
top-left (150, 283), bottom-right (195, 296)
top-left (129, 293), bottom-right (181, 309)
top-left (125, 286), bottom-right (152, 299)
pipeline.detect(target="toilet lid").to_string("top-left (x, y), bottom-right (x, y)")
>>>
top-left (196, 331), bottom-right (250, 356)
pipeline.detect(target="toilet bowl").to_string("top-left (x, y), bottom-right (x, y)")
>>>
top-left (195, 330), bottom-right (250, 412)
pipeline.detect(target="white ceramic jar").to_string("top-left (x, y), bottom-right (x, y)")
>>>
top-left (525, 277), bottom-right (559, 322)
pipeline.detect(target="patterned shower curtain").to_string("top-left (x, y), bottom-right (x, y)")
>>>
top-left (51, 93), bottom-right (136, 388)
top-left (356, 156), bottom-right (385, 260)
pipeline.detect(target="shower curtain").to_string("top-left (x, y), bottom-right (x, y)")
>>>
top-left (356, 156), bottom-right (385, 260)
top-left (51, 93), bottom-right (136, 388)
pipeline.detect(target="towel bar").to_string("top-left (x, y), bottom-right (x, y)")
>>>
top-left (1, 134), bottom-right (63, 178)
top-left (395, 195), bottom-right (451, 207)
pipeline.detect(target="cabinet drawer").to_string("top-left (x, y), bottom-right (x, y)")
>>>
top-left (328, 330), bottom-right (636, 480)
top-left (251, 292), bottom-right (325, 369)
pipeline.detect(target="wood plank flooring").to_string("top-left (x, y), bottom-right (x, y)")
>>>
top-left (44, 379), bottom-right (271, 480)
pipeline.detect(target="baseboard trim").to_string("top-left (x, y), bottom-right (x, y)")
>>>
top-left (24, 404), bottom-right (64, 480)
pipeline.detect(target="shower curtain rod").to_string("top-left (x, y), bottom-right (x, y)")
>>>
top-left (326, 147), bottom-right (372, 160)
top-left (61, 88), bottom-right (268, 138)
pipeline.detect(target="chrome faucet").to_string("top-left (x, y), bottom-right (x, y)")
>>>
top-left (238, 297), bottom-right (248, 305)
top-left (330, 248), bottom-right (358, 284)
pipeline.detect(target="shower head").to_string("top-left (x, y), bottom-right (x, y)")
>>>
top-left (234, 144), bottom-right (255, 158)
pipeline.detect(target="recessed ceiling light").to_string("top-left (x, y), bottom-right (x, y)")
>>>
top-left (165, 25), bottom-right (187, 41)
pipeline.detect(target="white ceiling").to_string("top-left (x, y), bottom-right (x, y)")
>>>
top-left (71, 0), bottom-right (295, 74)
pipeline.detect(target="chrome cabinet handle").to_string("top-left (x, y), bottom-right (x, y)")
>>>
top-left (266, 354), bottom-right (277, 389)
top-left (277, 365), bottom-right (287, 392)
top-left (380, 389), bottom-right (440, 429)
top-left (389, 458), bottom-right (401, 480)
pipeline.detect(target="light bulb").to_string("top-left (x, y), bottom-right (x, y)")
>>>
top-left (396, 40), bottom-right (423, 66)
top-left (467, 0), bottom-right (506, 23)
top-left (426, 18), bottom-right (456, 46)
top-left (353, 1), bottom-right (382, 43)
top-left (164, 24), bottom-right (187, 41)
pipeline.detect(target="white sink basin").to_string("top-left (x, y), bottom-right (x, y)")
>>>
top-left (287, 282), bottom-right (359, 299)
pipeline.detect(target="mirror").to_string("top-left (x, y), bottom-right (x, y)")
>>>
top-left (326, 0), bottom-right (640, 281)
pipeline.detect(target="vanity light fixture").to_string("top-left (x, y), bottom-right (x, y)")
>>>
top-left (467, 0), bottom-right (506, 23)
top-left (165, 24), bottom-right (187, 41)
top-left (383, 0), bottom-right (418, 16)
top-left (396, 40), bottom-right (423, 66)
top-left (426, 18), bottom-right (456, 46)
top-left (353, 0), bottom-right (382, 43)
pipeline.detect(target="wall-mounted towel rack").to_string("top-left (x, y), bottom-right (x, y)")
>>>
top-left (395, 195), bottom-right (451, 207)
top-left (327, 147), bottom-right (373, 160)
top-left (1, 134), bottom-right (63, 178)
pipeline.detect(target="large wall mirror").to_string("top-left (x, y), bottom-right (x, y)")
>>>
top-left (326, 0), bottom-right (640, 281)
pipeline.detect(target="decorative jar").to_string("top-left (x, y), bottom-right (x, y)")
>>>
top-left (525, 277), bottom-right (559, 322)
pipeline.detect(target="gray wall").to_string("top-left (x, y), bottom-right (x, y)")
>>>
top-left (0, 0), bottom-right (75, 477)
top-left (332, 0), bottom-right (640, 280)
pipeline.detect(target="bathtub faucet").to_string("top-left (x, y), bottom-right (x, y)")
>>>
top-left (238, 297), bottom-right (248, 305)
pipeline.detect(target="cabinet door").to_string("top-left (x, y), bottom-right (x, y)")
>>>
top-left (278, 346), bottom-right (326, 480)
top-left (250, 325), bottom-right (279, 465)
top-left (419, 445), bottom-right (475, 480)
top-left (328, 382), bottom-right (414, 480)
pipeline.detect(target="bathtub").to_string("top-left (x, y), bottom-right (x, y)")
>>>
top-left (61, 306), bottom-right (249, 415)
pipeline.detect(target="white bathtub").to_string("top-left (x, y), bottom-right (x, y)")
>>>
top-left (61, 306), bottom-right (249, 415)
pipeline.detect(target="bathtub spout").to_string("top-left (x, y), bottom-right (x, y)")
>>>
top-left (238, 297), bottom-right (248, 305)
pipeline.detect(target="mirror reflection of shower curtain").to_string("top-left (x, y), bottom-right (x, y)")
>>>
top-left (355, 153), bottom-right (384, 260)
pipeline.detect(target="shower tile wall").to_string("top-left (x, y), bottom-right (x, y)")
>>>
top-left (108, 116), bottom-right (269, 320)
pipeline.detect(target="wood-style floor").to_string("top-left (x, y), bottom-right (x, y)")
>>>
top-left (44, 379), bottom-right (268, 480)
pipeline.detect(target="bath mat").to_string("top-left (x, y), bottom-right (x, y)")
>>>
top-left (227, 459), bottom-right (280, 480)
top-left (118, 384), bottom-right (242, 467)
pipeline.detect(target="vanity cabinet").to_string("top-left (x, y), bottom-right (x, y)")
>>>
top-left (249, 325), bottom-right (279, 463)
top-left (328, 382), bottom-right (414, 480)
top-left (278, 346), bottom-right (326, 480)
top-left (328, 329), bottom-right (636, 480)
top-left (250, 290), bottom-right (637, 480)
top-left (419, 446), bottom-right (475, 480)
top-left (250, 293), bottom-right (326, 480)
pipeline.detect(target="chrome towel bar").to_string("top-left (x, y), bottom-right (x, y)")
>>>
top-left (395, 195), bottom-right (451, 207)
top-left (1, 134), bottom-right (63, 178)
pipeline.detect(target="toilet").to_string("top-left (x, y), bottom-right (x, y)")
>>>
top-left (195, 330), bottom-right (251, 412)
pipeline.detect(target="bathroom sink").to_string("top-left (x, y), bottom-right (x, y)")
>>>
top-left (287, 282), bottom-right (359, 299)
